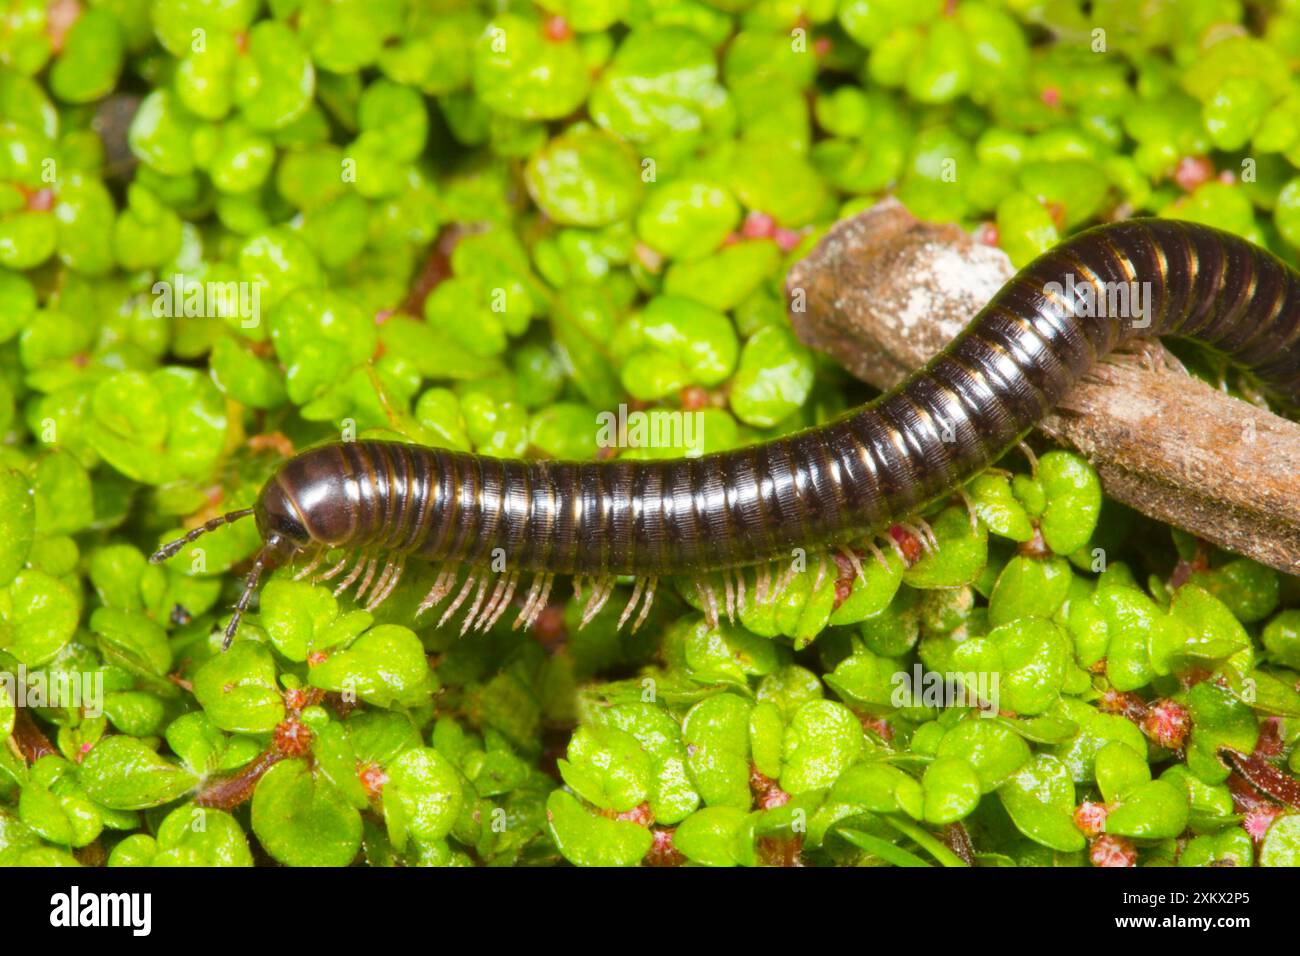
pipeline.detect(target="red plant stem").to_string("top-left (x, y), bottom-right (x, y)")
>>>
top-left (1222, 749), bottom-right (1300, 810)
top-left (1226, 771), bottom-right (1274, 815)
top-left (193, 687), bottom-right (326, 809)
top-left (194, 749), bottom-right (286, 810)
top-left (74, 841), bottom-right (107, 867)
top-left (399, 226), bottom-right (462, 317)
top-left (943, 822), bottom-right (976, 866)
top-left (12, 709), bottom-right (58, 764)
top-left (1098, 689), bottom-right (1150, 725)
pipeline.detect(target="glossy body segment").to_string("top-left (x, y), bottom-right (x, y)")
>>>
top-left (256, 219), bottom-right (1300, 578)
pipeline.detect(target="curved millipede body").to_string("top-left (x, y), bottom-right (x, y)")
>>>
top-left (151, 219), bottom-right (1300, 646)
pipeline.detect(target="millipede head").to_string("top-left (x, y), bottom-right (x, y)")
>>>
top-left (150, 507), bottom-right (301, 651)
top-left (254, 444), bottom-right (361, 550)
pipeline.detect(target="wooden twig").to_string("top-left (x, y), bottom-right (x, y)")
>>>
top-left (786, 199), bottom-right (1300, 575)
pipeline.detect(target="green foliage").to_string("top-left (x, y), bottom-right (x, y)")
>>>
top-left (0, 0), bottom-right (1299, 871)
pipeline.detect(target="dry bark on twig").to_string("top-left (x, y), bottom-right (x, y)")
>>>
top-left (786, 199), bottom-right (1300, 575)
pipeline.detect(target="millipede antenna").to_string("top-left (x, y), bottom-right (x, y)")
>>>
top-left (149, 509), bottom-right (255, 563)
top-left (223, 533), bottom-right (281, 651)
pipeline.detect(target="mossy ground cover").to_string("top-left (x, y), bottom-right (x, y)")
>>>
top-left (1, 0), bottom-right (1300, 867)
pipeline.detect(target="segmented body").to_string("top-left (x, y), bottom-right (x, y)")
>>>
top-left (152, 219), bottom-right (1300, 643)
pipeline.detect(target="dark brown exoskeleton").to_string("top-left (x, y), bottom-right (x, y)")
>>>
top-left (152, 219), bottom-right (1300, 650)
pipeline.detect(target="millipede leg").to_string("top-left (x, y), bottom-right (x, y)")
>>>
top-left (459, 576), bottom-right (490, 636)
top-left (955, 487), bottom-right (980, 534)
top-left (474, 572), bottom-right (510, 631)
top-left (1106, 337), bottom-right (1188, 376)
top-left (579, 575), bottom-right (616, 629)
top-left (515, 572), bottom-right (555, 630)
top-left (812, 553), bottom-right (828, 592)
top-left (898, 521), bottom-right (935, 555)
top-left (332, 552), bottom-right (370, 597)
top-left (696, 580), bottom-right (719, 631)
top-left (479, 571), bottom-right (519, 632)
top-left (735, 568), bottom-right (747, 614)
top-left (838, 545), bottom-right (866, 583)
top-left (416, 563), bottom-right (456, 617)
top-left (490, 573), bottom-right (522, 631)
top-left (354, 554), bottom-right (383, 603)
top-left (756, 564), bottom-right (772, 605)
top-left (363, 556), bottom-right (397, 607)
top-left (882, 533), bottom-right (909, 565)
top-left (365, 555), bottom-right (406, 613)
top-left (1018, 441), bottom-right (1039, 475)
top-left (896, 523), bottom-right (922, 554)
top-left (439, 572), bottom-right (478, 628)
top-left (293, 549), bottom-right (326, 582)
top-left (865, 539), bottom-right (890, 571)
top-left (774, 559), bottom-right (796, 598)
top-left (723, 571), bottom-right (736, 624)
top-left (534, 573), bottom-right (555, 625)
top-left (914, 519), bottom-right (940, 553)
top-left (1155, 343), bottom-right (1189, 376)
top-left (632, 576), bottom-right (657, 633)
top-left (617, 576), bottom-right (647, 631)
top-left (317, 552), bottom-right (352, 583)
top-left (514, 574), bottom-right (545, 630)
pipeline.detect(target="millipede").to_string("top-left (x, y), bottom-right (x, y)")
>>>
top-left (151, 218), bottom-right (1300, 649)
